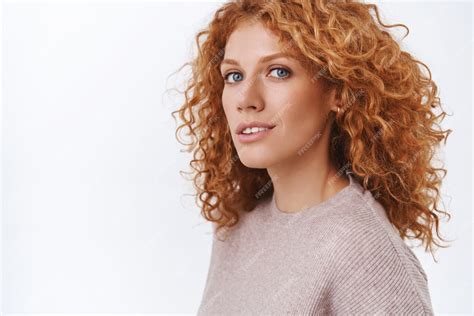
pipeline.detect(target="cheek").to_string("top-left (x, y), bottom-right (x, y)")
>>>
top-left (221, 90), bottom-right (239, 118)
top-left (276, 93), bottom-right (327, 143)
top-left (221, 93), bottom-right (233, 120)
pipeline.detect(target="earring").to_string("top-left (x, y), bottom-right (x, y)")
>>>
top-left (336, 107), bottom-right (341, 114)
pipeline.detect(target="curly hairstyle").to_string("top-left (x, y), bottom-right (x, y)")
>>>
top-left (171, 0), bottom-right (453, 261)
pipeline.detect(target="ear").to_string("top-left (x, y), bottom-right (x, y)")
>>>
top-left (326, 85), bottom-right (342, 114)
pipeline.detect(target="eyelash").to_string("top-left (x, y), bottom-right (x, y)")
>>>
top-left (222, 67), bottom-right (292, 85)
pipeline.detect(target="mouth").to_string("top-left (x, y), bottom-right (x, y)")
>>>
top-left (235, 121), bottom-right (277, 135)
top-left (237, 125), bottom-right (276, 143)
top-left (237, 125), bottom-right (276, 135)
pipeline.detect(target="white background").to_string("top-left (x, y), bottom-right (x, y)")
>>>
top-left (1, 0), bottom-right (472, 314)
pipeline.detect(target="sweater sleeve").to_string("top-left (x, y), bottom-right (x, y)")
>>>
top-left (327, 221), bottom-right (434, 315)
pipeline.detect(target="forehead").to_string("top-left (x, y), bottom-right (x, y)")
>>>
top-left (223, 20), bottom-right (285, 58)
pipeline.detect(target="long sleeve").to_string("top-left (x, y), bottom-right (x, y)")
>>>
top-left (197, 172), bottom-right (435, 315)
top-left (327, 214), bottom-right (435, 315)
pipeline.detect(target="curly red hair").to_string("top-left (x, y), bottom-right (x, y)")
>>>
top-left (171, 0), bottom-right (453, 261)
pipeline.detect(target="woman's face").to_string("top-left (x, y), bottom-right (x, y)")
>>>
top-left (220, 20), bottom-right (336, 169)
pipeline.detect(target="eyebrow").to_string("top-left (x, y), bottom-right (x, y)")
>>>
top-left (219, 52), bottom-right (294, 70)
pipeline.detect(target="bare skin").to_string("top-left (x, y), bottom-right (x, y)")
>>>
top-left (219, 19), bottom-right (350, 214)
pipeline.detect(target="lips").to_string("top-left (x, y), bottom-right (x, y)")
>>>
top-left (235, 121), bottom-right (276, 134)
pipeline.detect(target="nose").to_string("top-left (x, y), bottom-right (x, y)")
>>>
top-left (237, 74), bottom-right (265, 112)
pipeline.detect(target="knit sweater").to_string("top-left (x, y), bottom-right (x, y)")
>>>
top-left (197, 171), bottom-right (434, 315)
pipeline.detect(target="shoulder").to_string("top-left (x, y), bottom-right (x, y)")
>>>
top-left (326, 187), bottom-right (434, 314)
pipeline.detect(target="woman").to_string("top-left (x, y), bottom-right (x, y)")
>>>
top-left (172, 0), bottom-right (452, 314)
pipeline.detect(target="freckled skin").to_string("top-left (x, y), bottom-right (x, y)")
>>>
top-left (220, 20), bottom-right (349, 213)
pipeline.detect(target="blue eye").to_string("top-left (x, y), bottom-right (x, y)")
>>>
top-left (223, 72), bottom-right (243, 84)
top-left (222, 67), bottom-right (291, 85)
top-left (269, 67), bottom-right (291, 79)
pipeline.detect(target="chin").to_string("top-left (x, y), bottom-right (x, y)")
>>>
top-left (238, 154), bottom-right (271, 169)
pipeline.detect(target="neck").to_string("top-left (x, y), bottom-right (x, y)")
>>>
top-left (267, 124), bottom-right (349, 214)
